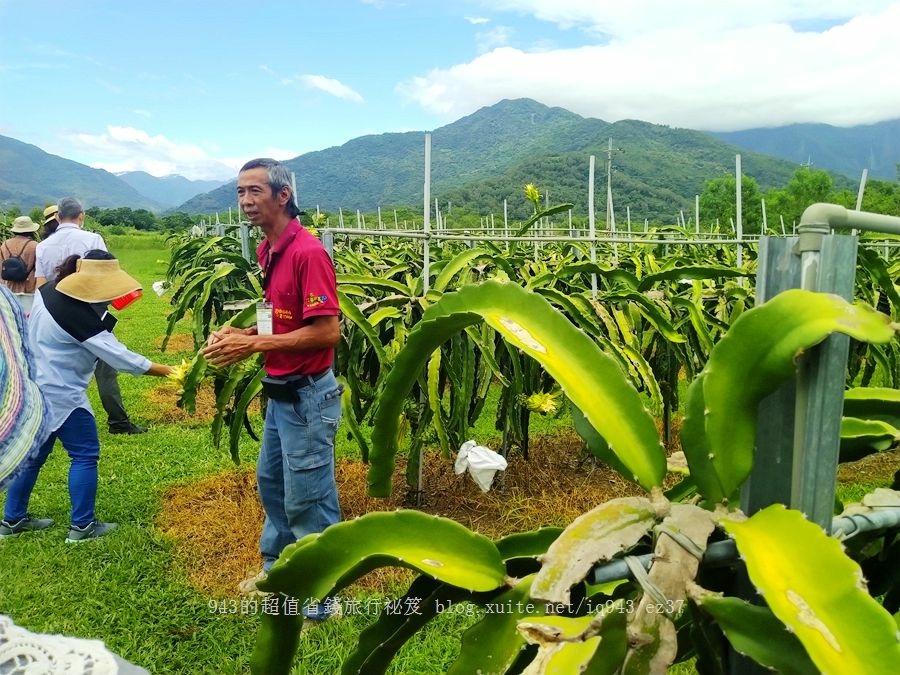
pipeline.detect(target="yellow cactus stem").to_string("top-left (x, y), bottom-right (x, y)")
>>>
top-left (386, 339), bottom-right (404, 360)
top-left (303, 212), bottom-right (326, 238)
top-left (524, 183), bottom-right (541, 209)
top-left (167, 358), bottom-right (192, 389)
top-left (520, 391), bottom-right (559, 415)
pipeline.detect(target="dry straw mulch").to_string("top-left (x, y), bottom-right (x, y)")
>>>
top-left (143, 383), bottom-right (217, 425)
top-left (837, 447), bottom-right (900, 487)
top-left (155, 411), bottom-right (900, 600)
top-left (154, 332), bottom-right (196, 353)
top-left (156, 431), bottom-right (644, 598)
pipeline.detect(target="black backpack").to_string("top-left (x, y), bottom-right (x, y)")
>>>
top-left (1, 240), bottom-right (32, 282)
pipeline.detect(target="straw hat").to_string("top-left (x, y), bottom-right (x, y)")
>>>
top-left (10, 216), bottom-right (39, 234)
top-left (56, 258), bottom-right (142, 304)
top-left (43, 205), bottom-right (59, 224)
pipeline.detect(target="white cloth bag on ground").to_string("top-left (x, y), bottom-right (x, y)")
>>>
top-left (454, 440), bottom-right (508, 492)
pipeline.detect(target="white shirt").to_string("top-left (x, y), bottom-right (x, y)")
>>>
top-left (27, 286), bottom-right (151, 432)
top-left (35, 223), bottom-right (107, 281)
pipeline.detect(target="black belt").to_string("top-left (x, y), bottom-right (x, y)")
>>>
top-left (282, 369), bottom-right (331, 389)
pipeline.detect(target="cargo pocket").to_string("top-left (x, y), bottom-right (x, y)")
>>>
top-left (283, 430), bottom-right (333, 506)
top-left (318, 384), bottom-right (344, 447)
top-left (282, 385), bottom-right (340, 506)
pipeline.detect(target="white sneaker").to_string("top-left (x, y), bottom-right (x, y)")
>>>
top-left (238, 569), bottom-right (268, 595)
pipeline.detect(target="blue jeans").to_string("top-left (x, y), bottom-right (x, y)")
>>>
top-left (258, 372), bottom-right (343, 570)
top-left (3, 407), bottom-right (100, 527)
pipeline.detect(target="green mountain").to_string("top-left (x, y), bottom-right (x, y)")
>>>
top-left (5, 99), bottom-right (875, 223)
top-left (179, 99), bottom-right (817, 223)
top-left (116, 171), bottom-right (225, 209)
top-left (711, 120), bottom-right (900, 181)
top-left (437, 114), bottom-right (819, 223)
top-left (0, 135), bottom-right (162, 211)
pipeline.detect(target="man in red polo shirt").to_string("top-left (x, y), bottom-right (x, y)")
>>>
top-left (203, 158), bottom-right (342, 618)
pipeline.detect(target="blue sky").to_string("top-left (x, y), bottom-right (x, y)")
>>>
top-left (1, 0), bottom-right (899, 181)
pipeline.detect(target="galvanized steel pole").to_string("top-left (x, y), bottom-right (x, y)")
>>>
top-left (588, 155), bottom-right (597, 298)
top-left (423, 133), bottom-right (432, 295)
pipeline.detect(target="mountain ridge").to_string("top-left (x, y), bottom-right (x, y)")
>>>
top-left (116, 171), bottom-right (225, 209)
top-left (3, 98), bottom-right (896, 222)
top-left (0, 135), bottom-right (162, 211)
top-left (180, 98), bottom-right (825, 222)
top-left (711, 119), bottom-right (900, 181)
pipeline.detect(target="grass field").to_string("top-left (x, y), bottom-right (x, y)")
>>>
top-left (2, 234), bottom-right (899, 674)
top-left (0, 236), bottom-right (521, 674)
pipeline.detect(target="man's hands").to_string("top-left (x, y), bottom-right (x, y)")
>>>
top-left (201, 316), bottom-right (337, 367)
top-left (146, 325), bottom-right (257, 383)
top-left (202, 325), bottom-right (258, 367)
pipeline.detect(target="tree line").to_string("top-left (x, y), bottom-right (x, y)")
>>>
top-left (394, 166), bottom-right (900, 235)
top-left (2, 166), bottom-right (898, 238)
top-left (699, 166), bottom-right (900, 234)
top-left (0, 205), bottom-right (201, 234)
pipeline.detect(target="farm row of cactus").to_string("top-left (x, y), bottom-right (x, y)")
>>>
top-left (162, 194), bottom-right (900, 673)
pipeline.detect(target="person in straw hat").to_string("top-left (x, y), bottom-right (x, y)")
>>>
top-left (41, 203), bottom-right (60, 240)
top-left (1, 215), bottom-right (40, 294)
top-left (35, 198), bottom-right (104, 289)
top-left (0, 250), bottom-right (174, 542)
top-left (37, 197), bottom-right (147, 435)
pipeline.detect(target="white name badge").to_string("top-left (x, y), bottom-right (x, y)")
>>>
top-left (256, 301), bottom-right (273, 336)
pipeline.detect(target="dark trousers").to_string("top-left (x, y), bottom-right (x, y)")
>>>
top-left (95, 359), bottom-right (131, 429)
top-left (88, 302), bottom-right (134, 430)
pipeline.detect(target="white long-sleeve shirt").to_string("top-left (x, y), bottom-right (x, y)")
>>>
top-left (34, 223), bottom-right (107, 282)
top-left (28, 285), bottom-right (150, 432)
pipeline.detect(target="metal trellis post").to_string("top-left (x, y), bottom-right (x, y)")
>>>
top-left (732, 203), bottom-right (900, 674)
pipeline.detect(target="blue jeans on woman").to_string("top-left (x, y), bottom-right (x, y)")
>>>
top-left (3, 407), bottom-right (100, 527)
top-left (258, 371), bottom-right (343, 571)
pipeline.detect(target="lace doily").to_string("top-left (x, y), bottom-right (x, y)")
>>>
top-left (0, 615), bottom-right (148, 674)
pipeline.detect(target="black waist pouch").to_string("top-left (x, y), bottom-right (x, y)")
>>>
top-left (261, 376), bottom-right (298, 402)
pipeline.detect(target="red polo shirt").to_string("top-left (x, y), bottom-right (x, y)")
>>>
top-left (257, 219), bottom-right (339, 377)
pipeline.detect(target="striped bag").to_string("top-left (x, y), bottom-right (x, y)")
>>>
top-left (0, 285), bottom-right (48, 490)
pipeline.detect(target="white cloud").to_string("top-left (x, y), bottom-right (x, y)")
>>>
top-left (401, 1), bottom-right (900, 130)
top-left (477, 0), bottom-right (897, 36)
top-left (132, 109), bottom-right (152, 118)
top-left (261, 146), bottom-right (301, 161)
top-left (466, 16), bottom-right (491, 24)
top-left (476, 26), bottom-right (514, 53)
top-left (294, 74), bottom-right (365, 103)
top-left (62, 126), bottom-right (241, 181)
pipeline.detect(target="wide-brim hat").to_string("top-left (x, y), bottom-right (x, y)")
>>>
top-left (43, 205), bottom-right (58, 224)
top-left (11, 216), bottom-right (39, 234)
top-left (56, 259), bottom-right (142, 304)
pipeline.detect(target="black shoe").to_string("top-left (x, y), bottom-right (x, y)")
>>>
top-left (109, 422), bottom-right (148, 435)
top-left (0, 515), bottom-right (55, 538)
top-left (65, 521), bottom-right (118, 543)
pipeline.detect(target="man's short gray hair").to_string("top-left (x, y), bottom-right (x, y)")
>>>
top-left (57, 197), bottom-right (84, 222)
top-left (239, 158), bottom-right (301, 218)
